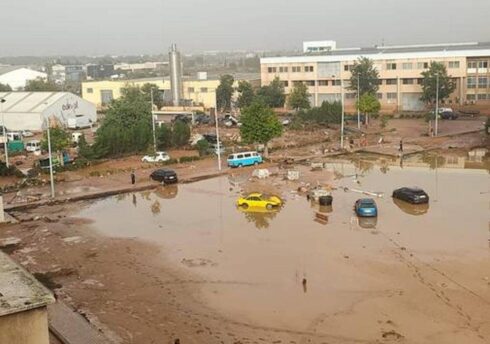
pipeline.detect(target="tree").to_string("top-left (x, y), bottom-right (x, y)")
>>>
top-left (156, 124), bottom-right (172, 150)
top-left (216, 74), bottom-right (234, 112)
top-left (41, 127), bottom-right (70, 152)
top-left (24, 78), bottom-right (60, 92)
top-left (239, 101), bottom-right (283, 157)
top-left (195, 139), bottom-right (210, 156)
top-left (256, 77), bottom-right (286, 108)
top-left (92, 85), bottom-right (152, 157)
top-left (357, 93), bottom-right (381, 124)
top-left (0, 83), bottom-right (12, 92)
top-left (141, 83), bottom-right (164, 110)
top-left (77, 134), bottom-right (96, 160)
top-left (420, 62), bottom-right (456, 104)
top-left (348, 57), bottom-right (380, 96)
top-left (298, 101), bottom-right (342, 125)
top-left (236, 81), bottom-right (255, 109)
top-left (287, 82), bottom-right (310, 110)
top-left (171, 121), bottom-right (191, 147)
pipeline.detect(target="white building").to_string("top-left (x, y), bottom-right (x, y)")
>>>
top-left (0, 67), bottom-right (47, 90)
top-left (0, 92), bottom-right (97, 131)
top-left (303, 41), bottom-right (337, 53)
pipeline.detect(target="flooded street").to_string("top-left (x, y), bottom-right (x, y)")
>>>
top-left (76, 154), bottom-right (490, 343)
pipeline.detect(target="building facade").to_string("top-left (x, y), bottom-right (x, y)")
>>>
top-left (51, 64), bottom-right (85, 83)
top-left (261, 42), bottom-right (490, 113)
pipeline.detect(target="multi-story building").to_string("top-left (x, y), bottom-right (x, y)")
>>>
top-left (86, 64), bottom-right (115, 80)
top-left (51, 64), bottom-right (85, 83)
top-left (261, 41), bottom-right (490, 113)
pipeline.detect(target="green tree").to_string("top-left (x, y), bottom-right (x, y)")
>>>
top-left (348, 57), bottom-right (380, 96)
top-left (357, 93), bottom-right (381, 124)
top-left (77, 134), bottom-right (96, 160)
top-left (420, 61), bottom-right (456, 104)
top-left (92, 85), bottom-right (152, 157)
top-left (0, 83), bottom-right (12, 92)
top-left (256, 77), bottom-right (286, 108)
top-left (171, 121), bottom-right (191, 147)
top-left (239, 101), bottom-right (283, 157)
top-left (24, 78), bottom-right (60, 91)
top-left (41, 127), bottom-right (70, 152)
top-left (236, 81), bottom-right (255, 108)
top-left (195, 139), bottom-right (210, 156)
top-left (216, 74), bottom-right (234, 112)
top-left (141, 83), bottom-right (164, 110)
top-left (156, 124), bottom-right (172, 150)
top-left (298, 101), bottom-right (342, 125)
top-left (287, 82), bottom-right (310, 110)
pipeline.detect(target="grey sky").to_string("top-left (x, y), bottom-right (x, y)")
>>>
top-left (1, 0), bottom-right (489, 56)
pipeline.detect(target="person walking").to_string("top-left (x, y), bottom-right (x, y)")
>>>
top-left (131, 170), bottom-right (136, 185)
top-left (399, 138), bottom-right (404, 153)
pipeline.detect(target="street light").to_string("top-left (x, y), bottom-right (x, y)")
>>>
top-left (435, 73), bottom-right (439, 136)
top-left (150, 90), bottom-right (157, 152)
top-left (42, 114), bottom-right (55, 198)
top-left (357, 77), bottom-right (361, 130)
top-left (340, 78), bottom-right (345, 149)
top-left (214, 92), bottom-right (222, 171)
top-left (0, 98), bottom-right (8, 168)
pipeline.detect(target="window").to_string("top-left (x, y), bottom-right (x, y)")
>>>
top-left (477, 94), bottom-right (487, 100)
top-left (304, 66), bottom-right (314, 72)
top-left (188, 87), bottom-right (195, 93)
top-left (244, 153), bottom-right (252, 158)
top-left (304, 80), bottom-right (315, 86)
top-left (377, 79), bottom-right (383, 85)
top-left (343, 65), bottom-right (353, 71)
top-left (279, 66), bottom-right (288, 73)
top-left (387, 93), bottom-right (397, 100)
top-left (478, 77), bottom-right (488, 88)
top-left (467, 77), bottom-right (476, 89)
top-left (100, 90), bottom-right (113, 105)
top-left (332, 80), bottom-right (341, 86)
top-left (448, 61), bottom-right (460, 68)
top-left (402, 78), bottom-right (414, 85)
top-left (267, 67), bottom-right (277, 73)
top-left (478, 61), bottom-right (488, 69)
top-left (417, 78), bottom-right (423, 85)
top-left (318, 80), bottom-right (328, 86)
top-left (292, 66), bottom-right (301, 73)
top-left (467, 94), bottom-right (476, 101)
top-left (281, 81), bottom-right (289, 87)
top-left (402, 62), bottom-right (413, 70)
top-left (467, 61), bottom-right (477, 69)
top-left (386, 79), bottom-right (397, 85)
top-left (376, 93), bottom-right (383, 99)
top-left (200, 87), bottom-right (208, 93)
top-left (417, 62), bottom-right (429, 69)
top-left (386, 63), bottom-right (397, 70)
top-left (345, 93), bottom-right (356, 99)
top-left (86, 88), bottom-right (93, 94)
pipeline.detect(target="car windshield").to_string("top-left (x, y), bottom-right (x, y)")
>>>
top-left (359, 200), bottom-right (375, 207)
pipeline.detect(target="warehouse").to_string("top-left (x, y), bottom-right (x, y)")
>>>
top-left (0, 92), bottom-right (97, 131)
top-left (0, 67), bottom-right (47, 90)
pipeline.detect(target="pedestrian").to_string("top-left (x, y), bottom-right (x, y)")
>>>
top-left (131, 170), bottom-right (136, 185)
top-left (399, 139), bottom-right (403, 153)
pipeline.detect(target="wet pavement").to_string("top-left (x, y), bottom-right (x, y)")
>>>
top-left (76, 153), bottom-right (490, 343)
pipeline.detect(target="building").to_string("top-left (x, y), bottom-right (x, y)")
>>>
top-left (0, 251), bottom-right (55, 344)
top-left (303, 40), bottom-right (337, 53)
top-left (114, 61), bottom-right (168, 73)
top-left (81, 73), bottom-right (260, 109)
top-left (261, 41), bottom-right (490, 113)
top-left (0, 67), bottom-right (48, 90)
top-left (86, 64), bottom-right (115, 80)
top-left (0, 92), bottom-right (97, 131)
top-left (51, 64), bottom-right (85, 83)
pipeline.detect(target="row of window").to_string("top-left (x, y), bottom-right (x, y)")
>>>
top-left (284, 78), bottom-right (427, 87)
top-left (267, 66), bottom-right (314, 73)
top-left (467, 94), bottom-right (490, 100)
top-left (467, 61), bottom-right (489, 69)
top-left (188, 87), bottom-right (209, 93)
top-left (467, 77), bottom-right (488, 88)
top-left (343, 92), bottom-right (397, 100)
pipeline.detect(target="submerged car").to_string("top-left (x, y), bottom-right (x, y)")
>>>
top-left (142, 151), bottom-right (171, 163)
top-left (237, 193), bottom-right (282, 209)
top-left (354, 198), bottom-right (378, 217)
top-left (393, 198), bottom-right (429, 216)
top-left (150, 169), bottom-right (178, 184)
top-left (392, 187), bottom-right (429, 204)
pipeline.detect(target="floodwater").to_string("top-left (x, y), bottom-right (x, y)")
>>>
top-left (78, 152), bottom-right (490, 343)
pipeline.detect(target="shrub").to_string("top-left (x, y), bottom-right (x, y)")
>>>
top-left (179, 156), bottom-right (200, 163)
top-left (195, 139), bottom-right (210, 156)
top-left (0, 161), bottom-right (24, 177)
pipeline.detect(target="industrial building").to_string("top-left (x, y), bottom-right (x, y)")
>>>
top-left (51, 64), bottom-right (85, 83)
top-left (261, 41), bottom-right (490, 113)
top-left (0, 92), bottom-right (97, 131)
top-left (0, 67), bottom-right (48, 90)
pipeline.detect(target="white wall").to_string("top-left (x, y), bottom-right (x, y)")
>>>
top-left (42, 93), bottom-right (97, 126)
top-left (0, 68), bottom-right (47, 90)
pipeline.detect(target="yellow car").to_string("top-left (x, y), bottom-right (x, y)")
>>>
top-left (237, 193), bottom-right (282, 209)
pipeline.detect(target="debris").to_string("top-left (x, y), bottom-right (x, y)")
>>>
top-left (310, 162), bottom-right (324, 170)
top-left (287, 170), bottom-right (300, 181)
top-left (252, 169), bottom-right (271, 179)
top-left (342, 186), bottom-right (384, 198)
top-left (315, 212), bottom-right (329, 224)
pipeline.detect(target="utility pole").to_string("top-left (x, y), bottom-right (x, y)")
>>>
top-left (357, 76), bottom-right (361, 130)
top-left (340, 78), bottom-right (345, 149)
top-left (150, 90), bottom-right (157, 151)
top-left (45, 116), bottom-right (55, 198)
top-left (435, 73), bottom-right (439, 136)
top-left (0, 99), bottom-right (8, 168)
top-left (214, 93), bottom-right (222, 171)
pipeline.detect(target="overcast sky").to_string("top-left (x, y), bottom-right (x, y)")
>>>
top-left (0, 0), bottom-right (489, 56)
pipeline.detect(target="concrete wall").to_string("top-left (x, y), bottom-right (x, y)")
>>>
top-left (0, 307), bottom-right (50, 344)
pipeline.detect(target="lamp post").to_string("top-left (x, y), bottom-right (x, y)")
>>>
top-left (357, 77), bottom-right (361, 130)
top-left (150, 90), bottom-right (157, 152)
top-left (340, 78), bottom-right (345, 149)
top-left (0, 98), bottom-right (8, 168)
top-left (214, 92), bottom-right (222, 171)
top-left (42, 114), bottom-right (55, 198)
top-left (435, 73), bottom-right (439, 136)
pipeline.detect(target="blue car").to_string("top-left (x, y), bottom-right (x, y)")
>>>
top-left (354, 198), bottom-right (378, 217)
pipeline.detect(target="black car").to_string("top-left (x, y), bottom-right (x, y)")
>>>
top-left (392, 187), bottom-right (429, 204)
top-left (440, 111), bottom-right (458, 120)
top-left (203, 134), bottom-right (218, 144)
top-left (150, 169), bottom-right (178, 184)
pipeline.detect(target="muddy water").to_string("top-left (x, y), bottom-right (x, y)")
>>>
top-left (78, 157), bottom-right (490, 342)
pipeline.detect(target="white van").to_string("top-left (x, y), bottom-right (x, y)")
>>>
top-left (67, 115), bottom-right (92, 129)
top-left (26, 140), bottom-right (41, 152)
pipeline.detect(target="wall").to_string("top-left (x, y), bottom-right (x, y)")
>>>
top-left (0, 307), bottom-right (50, 344)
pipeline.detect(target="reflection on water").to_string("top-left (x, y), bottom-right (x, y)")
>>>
top-left (155, 185), bottom-right (178, 199)
top-left (358, 216), bottom-right (378, 229)
top-left (237, 206), bottom-right (281, 230)
top-left (392, 197), bottom-right (429, 216)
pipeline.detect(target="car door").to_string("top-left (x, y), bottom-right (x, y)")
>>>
top-left (247, 196), bottom-right (261, 207)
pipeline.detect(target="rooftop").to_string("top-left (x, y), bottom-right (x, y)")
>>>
top-left (0, 250), bottom-right (55, 317)
top-left (0, 92), bottom-right (74, 113)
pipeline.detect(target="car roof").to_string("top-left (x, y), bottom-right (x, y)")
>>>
top-left (247, 192), bottom-right (262, 197)
top-left (359, 198), bottom-right (375, 204)
top-left (154, 169), bottom-right (175, 173)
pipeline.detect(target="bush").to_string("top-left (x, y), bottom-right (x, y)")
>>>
top-left (179, 156), bottom-right (200, 163)
top-left (156, 124), bottom-right (172, 150)
top-left (195, 139), bottom-right (210, 156)
top-left (0, 161), bottom-right (24, 177)
top-left (172, 121), bottom-right (191, 147)
top-left (380, 115), bottom-right (389, 128)
top-left (298, 101), bottom-right (342, 125)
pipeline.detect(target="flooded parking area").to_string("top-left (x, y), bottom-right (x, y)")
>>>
top-left (77, 153), bottom-right (490, 343)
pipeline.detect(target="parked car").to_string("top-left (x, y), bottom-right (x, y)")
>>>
top-left (392, 187), bottom-right (429, 204)
top-left (142, 151), bottom-right (171, 163)
top-left (237, 193), bottom-right (282, 209)
top-left (354, 198), bottom-right (378, 217)
top-left (172, 114), bottom-right (191, 124)
top-left (194, 113), bottom-right (211, 125)
top-left (26, 140), bottom-right (41, 152)
top-left (440, 111), bottom-right (458, 120)
top-left (150, 169), bottom-right (178, 184)
top-left (21, 130), bottom-right (34, 137)
top-left (227, 151), bottom-right (263, 168)
top-left (203, 134), bottom-right (218, 144)
top-left (209, 143), bottom-right (225, 155)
